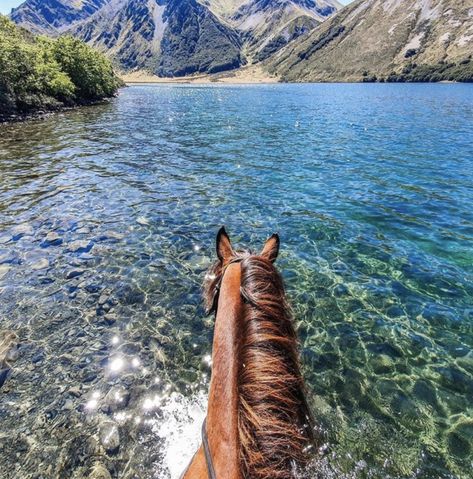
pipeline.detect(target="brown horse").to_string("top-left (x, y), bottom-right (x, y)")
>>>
top-left (182, 227), bottom-right (315, 479)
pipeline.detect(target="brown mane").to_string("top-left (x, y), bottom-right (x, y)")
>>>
top-left (204, 251), bottom-right (315, 479)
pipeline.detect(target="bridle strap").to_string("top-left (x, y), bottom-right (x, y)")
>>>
top-left (202, 419), bottom-right (217, 479)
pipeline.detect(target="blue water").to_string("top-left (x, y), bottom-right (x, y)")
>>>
top-left (0, 83), bottom-right (472, 478)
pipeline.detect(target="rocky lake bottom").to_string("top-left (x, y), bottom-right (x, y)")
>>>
top-left (0, 83), bottom-right (472, 478)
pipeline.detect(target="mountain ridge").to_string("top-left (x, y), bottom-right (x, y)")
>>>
top-left (10, 0), bottom-right (340, 77)
top-left (266, 0), bottom-right (473, 82)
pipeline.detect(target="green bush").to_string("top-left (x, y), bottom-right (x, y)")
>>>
top-left (383, 60), bottom-right (473, 83)
top-left (52, 36), bottom-right (119, 100)
top-left (0, 15), bottom-right (121, 118)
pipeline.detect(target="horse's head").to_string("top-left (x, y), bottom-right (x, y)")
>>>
top-left (199, 227), bottom-right (316, 479)
top-left (203, 226), bottom-right (280, 315)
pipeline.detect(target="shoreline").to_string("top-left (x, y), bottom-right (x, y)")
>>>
top-left (1, 80), bottom-right (466, 124)
top-left (0, 97), bottom-right (116, 125)
top-left (120, 65), bottom-right (280, 85)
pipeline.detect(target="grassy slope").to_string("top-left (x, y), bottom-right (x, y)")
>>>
top-left (266, 0), bottom-right (473, 82)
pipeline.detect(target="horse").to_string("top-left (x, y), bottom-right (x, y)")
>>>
top-left (181, 227), bottom-right (315, 479)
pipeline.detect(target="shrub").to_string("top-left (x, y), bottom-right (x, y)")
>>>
top-left (0, 15), bottom-right (121, 118)
top-left (52, 36), bottom-right (120, 101)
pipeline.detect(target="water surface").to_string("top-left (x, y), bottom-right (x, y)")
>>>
top-left (0, 83), bottom-right (472, 479)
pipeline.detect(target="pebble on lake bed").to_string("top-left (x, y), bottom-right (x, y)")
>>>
top-left (136, 216), bottom-right (150, 226)
top-left (68, 386), bottom-right (81, 398)
top-left (41, 232), bottom-right (63, 247)
top-left (99, 421), bottom-right (120, 454)
top-left (0, 331), bottom-right (19, 389)
top-left (97, 231), bottom-right (124, 242)
top-left (67, 240), bottom-right (94, 253)
top-left (101, 385), bottom-right (130, 413)
top-left (0, 265), bottom-right (10, 279)
top-left (88, 463), bottom-right (112, 479)
top-left (11, 223), bottom-right (34, 241)
top-left (31, 258), bottom-right (50, 270)
top-left (63, 399), bottom-right (74, 411)
top-left (66, 268), bottom-right (85, 279)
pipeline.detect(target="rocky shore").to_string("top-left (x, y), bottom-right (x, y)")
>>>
top-left (0, 97), bottom-right (119, 125)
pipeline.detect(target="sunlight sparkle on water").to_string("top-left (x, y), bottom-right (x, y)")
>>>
top-left (85, 398), bottom-right (98, 410)
top-left (110, 357), bottom-right (125, 373)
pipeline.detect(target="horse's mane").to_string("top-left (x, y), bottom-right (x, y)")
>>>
top-left (204, 252), bottom-right (315, 479)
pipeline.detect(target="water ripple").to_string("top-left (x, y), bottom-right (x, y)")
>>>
top-left (0, 84), bottom-right (472, 479)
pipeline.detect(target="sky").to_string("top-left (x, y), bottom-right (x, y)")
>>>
top-left (1, 0), bottom-right (23, 14)
top-left (0, 0), bottom-right (355, 15)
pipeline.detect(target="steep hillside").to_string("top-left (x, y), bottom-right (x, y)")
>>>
top-left (229, 0), bottom-right (341, 62)
top-left (267, 0), bottom-right (473, 82)
top-left (72, 0), bottom-right (243, 75)
top-left (10, 0), bottom-right (109, 34)
top-left (10, 0), bottom-right (340, 77)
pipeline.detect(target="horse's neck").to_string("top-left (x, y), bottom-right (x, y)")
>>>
top-left (206, 262), bottom-right (242, 479)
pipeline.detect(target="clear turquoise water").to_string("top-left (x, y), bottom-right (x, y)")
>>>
top-left (0, 84), bottom-right (472, 478)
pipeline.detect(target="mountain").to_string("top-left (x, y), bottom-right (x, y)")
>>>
top-left (10, 0), bottom-right (340, 77)
top-left (10, 0), bottom-right (109, 34)
top-left (267, 0), bottom-right (473, 82)
top-left (227, 0), bottom-right (341, 62)
top-left (72, 0), bottom-right (243, 76)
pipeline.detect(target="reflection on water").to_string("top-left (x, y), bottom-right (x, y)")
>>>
top-left (0, 83), bottom-right (472, 479)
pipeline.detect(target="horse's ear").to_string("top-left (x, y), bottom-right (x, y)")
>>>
top-left (216, 226), bottom-right (234, 262)
top-left (260, 233), bottom-right (280, 263)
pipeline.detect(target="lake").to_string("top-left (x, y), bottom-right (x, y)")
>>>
top-left (0, 83), bottom-right (472, 479)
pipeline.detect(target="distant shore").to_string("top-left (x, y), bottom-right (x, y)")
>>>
top-left (120, 66), bottom-right (279, 85)
top-left (120, 69), bottom-right (467, 86)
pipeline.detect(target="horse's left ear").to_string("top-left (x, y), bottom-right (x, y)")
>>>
top-left (216, 226), bottom-right (234, 262)
top-left (260, 233), bottom-right (280, 263)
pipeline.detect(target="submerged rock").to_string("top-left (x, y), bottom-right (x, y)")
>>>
top-left (101, 385), bottom-right (130, 413)
top-left (89, 463), bottom-right (112, 479)
top-left (63, 399), bottom-right (75, 411)
top-left (98, 290), bottom-right (112, 306)
top-left (67, 240), bottom-right (94, 253)
top-left (0, 251), bottom-right (19, 265)
top-left (97, 231), bottom-right (124, 242)
top-left (0, 331), bottom-right (19, 389)
top-left (66, 268), bottom-right (85, 279)
top-left (68, 386), bottom-right (82, 398)
top-left (11, 223), bottom-right (34, 240)
top-left (104, 313), bottom-right (117, 325)
top-left (99, 421), bottom-right (120, 454)
top-left (0, 368), bottom-right (10, 388)
top-left (41, 232), bottom-right (63, 247)
top-left (31, 258), bottom-right (50, 270)
top-left (0, 265), bottom-right (10, 279)
top-left (136, 216), bottom-right (150, 226)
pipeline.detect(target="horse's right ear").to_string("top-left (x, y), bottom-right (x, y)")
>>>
top-left (216, 226), bottom-right (234, 262)
top-left (260, 233), bottom-right (280, 263)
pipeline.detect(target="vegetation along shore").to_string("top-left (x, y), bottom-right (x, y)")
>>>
top-left (0, 16), bottom-right (121, 123)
